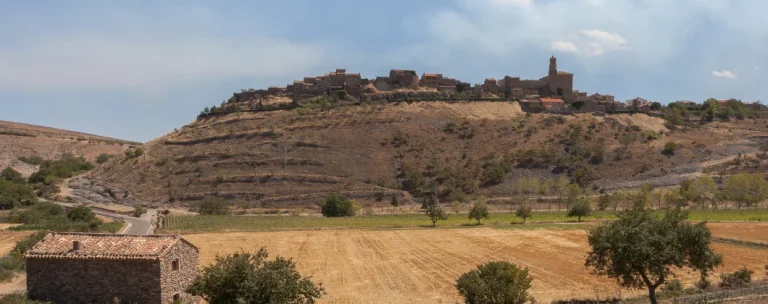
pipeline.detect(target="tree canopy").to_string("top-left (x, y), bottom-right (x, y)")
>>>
top-left (320, 195), bottom-right (357, 217)
top-left (422, 195), bottom-right (447, 226)
top-left (198, 196), bottom-right (231, 215)
top-left (468, 200), bottom-right (489, 225)
top-left (586, 208), bottom-right (722, 304)
top-left (455, 261), bottom-right (533, 304)
top-left (188, 248), bottom-right (324, 304)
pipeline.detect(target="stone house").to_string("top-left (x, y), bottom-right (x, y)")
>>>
top-left (389, 69), bottom-right (420, 89)
top-left (25, 233), bottom-right (200, 304)
top-left (420, 73), bottom-right (442, 88)
top-left (540, 97), bottom-right (565, 110)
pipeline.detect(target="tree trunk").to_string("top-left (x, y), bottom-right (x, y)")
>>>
top-left (647, 286), bottom-right (658, 304)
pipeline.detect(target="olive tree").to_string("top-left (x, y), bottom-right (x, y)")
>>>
top-left (468, 200), bottom-right (489, 225)
top-left (515, 204), bottom-right (532, 224)
top-left (586, 208), bottom-right (722, 304)
top-left (567, 198), bottom-right (591, 222)
top-left (455, 261), bottom-right (533, 304)
top-left (422, 195), bottom-right (447, 227)
top-left (188, 248), bottom-right (324, 304)
top-left (684, 176), bottom-right (719, 209)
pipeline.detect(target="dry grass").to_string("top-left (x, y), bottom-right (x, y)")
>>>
top-left (184, 225), bottom-right (768, 304)
top-left (708, 222), bottom-right (768, 244)
top-left (0, 231), bottom-right (33, 255)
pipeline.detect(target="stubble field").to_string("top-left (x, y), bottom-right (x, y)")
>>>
top-left (185, 226), bottom-right (768, 304)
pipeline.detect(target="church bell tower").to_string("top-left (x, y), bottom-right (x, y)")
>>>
top-left (549, 55), bottom-right (557, 78)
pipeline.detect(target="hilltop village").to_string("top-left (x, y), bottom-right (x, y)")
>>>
top-left (204, 55), bottom-right (765, 118)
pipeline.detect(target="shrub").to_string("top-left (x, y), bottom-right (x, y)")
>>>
top-left (663, 142), bottom-right (678, 156)
top-left (132, 204), bottom-right (147, 217)
top-left (455, 261), bottom-right (533, 304)
top-left (390, 194), bottom-right (399, 207)
top-left (66, 206), bottom-right (95, 222)
top-left (95, 153), bottom-right (114, 164)
top-left (134, 147), bottom-right (145, 157)
top-left (27, 154), bottom-right (94, 185)
top-left (320, 195), bottom-right (357, 217)
top-left (719, 267), bottom-right (753, 288)
top-left (124, 149), bottom-right (136, 158)
top-left (660, 279), bottom-right (683, 293)
top-left (198, 196), bottom-right (230, 215)
top-left (0, 179), bottom-right (37, 209)
top-left (1, 167), bottom-right (24, 184)
top-left (187, 248), bottom-right (324, 304)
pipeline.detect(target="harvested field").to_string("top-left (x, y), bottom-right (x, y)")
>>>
top-left (0, 231), bottom-right (33, 255)
top-left (184, 227), bottom-right (768, 304)
top-left (708, 222), bottom-right (768, 244)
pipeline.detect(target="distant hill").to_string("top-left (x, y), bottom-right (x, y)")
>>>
top-left (0, 120), bottom-right (138, 176)
top-left (70, 101), bottom-right (767, 209)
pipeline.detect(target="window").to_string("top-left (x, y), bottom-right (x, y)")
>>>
top-left (172, 259), bottom-right (179, 271)
top-left (172, 293), bottom-right (180, 302)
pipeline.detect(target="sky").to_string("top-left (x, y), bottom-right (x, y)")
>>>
top-left (0, 0), bottom-right (765, 142)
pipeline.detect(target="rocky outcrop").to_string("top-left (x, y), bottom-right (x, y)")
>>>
top-left (66, 177), bottom-right (134, 205)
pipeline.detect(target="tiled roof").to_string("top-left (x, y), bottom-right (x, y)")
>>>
top-left (541, 98), bottom-right (564, 103)
top-left (25, 233), bottom-right (196, 261)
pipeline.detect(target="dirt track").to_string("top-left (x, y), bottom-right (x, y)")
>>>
top-left (185, 227), bottom-right (768, 303)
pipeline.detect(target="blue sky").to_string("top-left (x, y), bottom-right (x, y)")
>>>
top-left (0, 0), bottom-right (765, 142)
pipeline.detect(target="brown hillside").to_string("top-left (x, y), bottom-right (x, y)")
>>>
top-left (0, 120), bottom-right (137, 176)
top-left (72, 102), bottom-right (768, 208)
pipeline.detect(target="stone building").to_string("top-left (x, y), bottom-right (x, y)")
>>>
top-left (420, 73), bottom-right (442, 88)
top-left (389, 69), bottom-right (420, 89)
top-left (540, 97), bottom-right (565, 110)
top-left (26, 233), bottom-right (200, 304)
top-left (482, 56), bottom-right (575, 100)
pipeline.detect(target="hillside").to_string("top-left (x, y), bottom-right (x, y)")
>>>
top-left (0, 120), bottom-right (137, 176)
top-left (70, 101), bottom-right (768, 208)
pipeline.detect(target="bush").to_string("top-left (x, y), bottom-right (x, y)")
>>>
top-left (27, 154), bottom-right (94, 185)
top-left (132, 204), bottom-right (147, 217)
top-left (663, 142), bottom-right (678, 156)
top-left (0, 179), bottom-right (37, 210)
top-left (198, 196), bottom-right (230, 215)
top-left (1, 167), bottom-right (24, 184)
top-left (95, 153), bottom-right (114, 164)
top-left (134, 147), bottom-right (145, 157)
top-left (66, 206), bottom-right (95, 222)
top-left (719, 267), bottom-right (753, 288)
top-left (456, 261), bottom-right (533, 304)
top-left (124, 149), bottom-right (136, 158)
top-left (0, 231), bottom-right (47, 277)
top-left (320, 195), bottom-right (357, 217)
top-left (660, 279), bottom-right (683, 293)
top-left (187, 248), bottom-right (324, 304)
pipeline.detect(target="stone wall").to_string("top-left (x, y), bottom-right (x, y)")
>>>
top-left (160, 241), bottom-right (200, 304)
top-left (27, 258), bottom-right (162, 304)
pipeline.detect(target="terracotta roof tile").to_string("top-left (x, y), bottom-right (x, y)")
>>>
top-left (25, 233), bottom-right (196, 261)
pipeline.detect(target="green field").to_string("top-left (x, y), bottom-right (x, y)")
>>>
top-left (162, 209), bottom-right (768, 232)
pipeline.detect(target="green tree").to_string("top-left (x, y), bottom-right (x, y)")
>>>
top-left (66, 206), bottom-right (95, 222)
top-left (198, 196), bottom-right (231, 215)
top-left (422, 196), bottom-right (447, 227)
top-left (723, 173), bottom-right (768, 209)
top-left (703, 98), bottom-right (719, 121)
top-left (390, 194), bottom-right (399, 207)
top-left (0, 167), bottom-right (24, 184)
top-left (760, 142), bottom-right (768, 156)
top-left (567, 198), bottom-right (591, 222)
top-left (597, 193), bottom-right (611, 211)
top-left (515, 204), bottom-right (532, 224)
top-left (188, 248), bottom-right (324, 304)
top-left (684, 176), bottom-right (718, 209)
top-left (565, 183), bottom-right (582, 211)
top-left (134, 147), bottom-right (145, 157)
top-left (451, 201), bottom-right (462, 214)
top-left (455, 261), bottom-right (533, 304)
top-left (131, 204), bottom-right (147, 218)
top-left (468, 200), bottom-right (489, 225)
top-left (320, 195), bottom-right (357, 217)
top-left (586, 208), bottom-right (723, 304)
top-left (650, 102), bottom-right (662, 111)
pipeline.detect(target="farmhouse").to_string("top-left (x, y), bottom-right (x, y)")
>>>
top-left (25, 233), bottom-right (199, 304)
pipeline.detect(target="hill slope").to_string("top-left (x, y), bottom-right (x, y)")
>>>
top-left (0, 120), bottom-right (137, 176)
top-left (71, 102), bottom-right (767, 208)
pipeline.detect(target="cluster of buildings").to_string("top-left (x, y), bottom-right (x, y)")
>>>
top-left (228, 56), bottom-right (764, 115)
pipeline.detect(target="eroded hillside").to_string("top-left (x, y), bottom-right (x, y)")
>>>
top-left (72, 102), bottom-right (768, 208)
top-left (0, 120), bottom-right (136, 176)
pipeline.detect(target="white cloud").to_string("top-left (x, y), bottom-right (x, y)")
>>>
top-left (712, 70), bottom-right (736, 78)
top-left (551, 29), bottom-right (630, 57)
top-left (552, 41), bottom-right (579, 53)
top-left (755, 66), bottom-right (761, 71)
